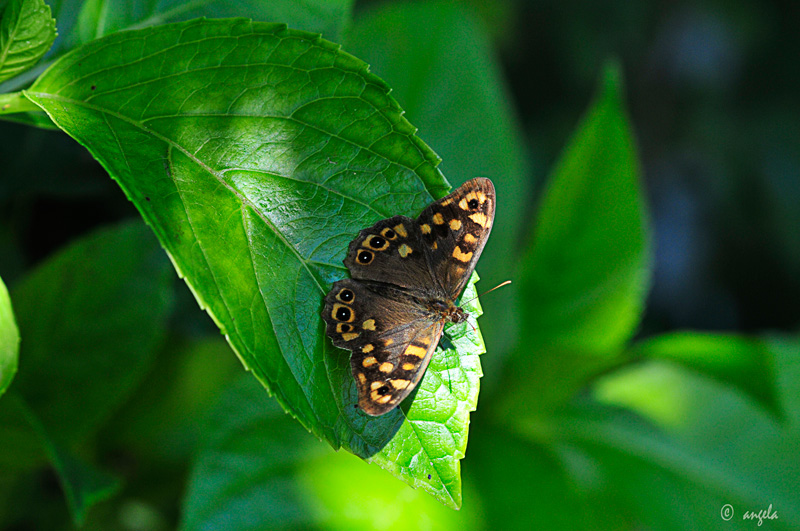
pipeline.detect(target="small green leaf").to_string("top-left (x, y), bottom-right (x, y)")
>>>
top-left (630, 331), bottom-right (775, 415)
top-left (26, 20), bottom-right (482, 508)
top-left (517, 62), bottom-right (650, 354)
top-left (0, 0), bottom-right (56, 82)
top-left (0, 274), bottom-right (19, 397)
top-left (6, 221), bottom-right (173, 445)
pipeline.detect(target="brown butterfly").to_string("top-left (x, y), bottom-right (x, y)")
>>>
top-left (323, 178), bottom-right (495, 415)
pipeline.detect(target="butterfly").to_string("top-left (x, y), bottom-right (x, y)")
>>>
top-left (322, 178), bottom-right (495, 416)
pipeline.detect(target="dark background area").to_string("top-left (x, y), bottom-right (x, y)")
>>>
top-left (3, 0), bottom-right (799, 338)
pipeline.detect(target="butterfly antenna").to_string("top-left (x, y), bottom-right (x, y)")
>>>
top-left (462, 280), bottom-right (511, 305)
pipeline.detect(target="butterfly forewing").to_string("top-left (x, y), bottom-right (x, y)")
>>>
top-left (343, 215), bottom-right (436, 294)
top-left (417, 178), bottom-right (495, 300)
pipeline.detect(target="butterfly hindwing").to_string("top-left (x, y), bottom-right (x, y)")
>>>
top-left (353, 319), bottom-right (443, 416)
top-left (417, 178), bottom-right (496, 300)
top-left (323, 278), bottom-right (443, 415)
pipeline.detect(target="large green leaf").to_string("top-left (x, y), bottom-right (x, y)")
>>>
top-left (517, 62), bottom-right (650, 354)
top-left (182, 375), bottom-right (478, 530)
top-left (630, 331), bottom-right (775, 415)
top-left (346, 0), bottom-right (532, 366)
top-left (26, 20), bottom-right (485, 508)
top-left (0, 0), bottom-right (56, 83)
top-left (0, 273), bottom-right (19, 397)
top-left (590, 361), bottom-right (800, 529)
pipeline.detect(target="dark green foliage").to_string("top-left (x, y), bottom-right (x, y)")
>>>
top-left (0, 0), bottom-right (798, 529)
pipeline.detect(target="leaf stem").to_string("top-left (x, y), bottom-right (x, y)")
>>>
top-left (0, 91), bottom-right (41, 114)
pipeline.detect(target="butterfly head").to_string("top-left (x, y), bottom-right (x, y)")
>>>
top-left (428, 299), bottom-right (469, 324)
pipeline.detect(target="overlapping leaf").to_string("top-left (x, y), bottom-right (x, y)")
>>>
top-left (0, 0), bottom-right (56, 83)
top-left (26, 19), bottom-right (485, 508)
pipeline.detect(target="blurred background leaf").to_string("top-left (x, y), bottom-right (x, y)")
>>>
top-left (0, 274), bottom-right (18, 397)
top-left (0, 220), bottom-right (173, 526)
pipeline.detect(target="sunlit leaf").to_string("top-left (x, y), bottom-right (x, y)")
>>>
top-left (589, 362), bottom-right (800, 529)
top-left (26, 19), bottom-right (484, 508)
top-left (630, 331), bottom-right (775, 415)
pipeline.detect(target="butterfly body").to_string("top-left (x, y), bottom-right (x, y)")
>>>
top-left (323, 178), bottom-right (495, 415)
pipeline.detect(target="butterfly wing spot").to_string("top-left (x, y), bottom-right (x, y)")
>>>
top-left (379, 362), bottom-right (394, 373)
top-left (431, 242), bottom-right (438, 250)
top-left (393, 223), bottom-right (408, 238)
top-left (449, 219), bottom-right (462, 231)
top-left (336, 323), bottom-right (353, 333)
top-left (398, 244), bottom-right (413, 257)
top-left (362, 319), bottom-right (376, 330)
top-left (432, 213), bottom-right (445, 225)
top-left (463, 232), bottom-right (477, 244)
top-left (405, 345), bottom-right (427, 358)
top-left (362, 356), bottom-right (378, 367)
top-left (390, 379), bottom-right (411, 390)
top-left (440, 197), bottom-right (454, 206)
top-left (336, 288), bottom-right (355, 302)
top-left (356, 249), bottom-right (374, 264)
top-left (402, 362), bottom-right (416, 371)
top-left (364, 235), bottom-right (389, 251)
top-left (381, 227), bottom-right (397, 240)
top-left (358, 373), bottom-right (367, 384)
top-left (332, 303), bottom-right (355, 323)
top-left (362, 344), bottom-right (374, 353)
top-left (384, 338), bottom-right (394, 346)
top-left (458, 190), bottom-right (488, 211)
top-left (468, 212), bottom-right (490, 228)
top-left (452, 246), bottom-right (474, 262)
top-left (421, 224), bottom-right (432, 234)
top-left (372, 391), bottom-right (392, 404)
top-left (341, 332), bottom-right (359, 341)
